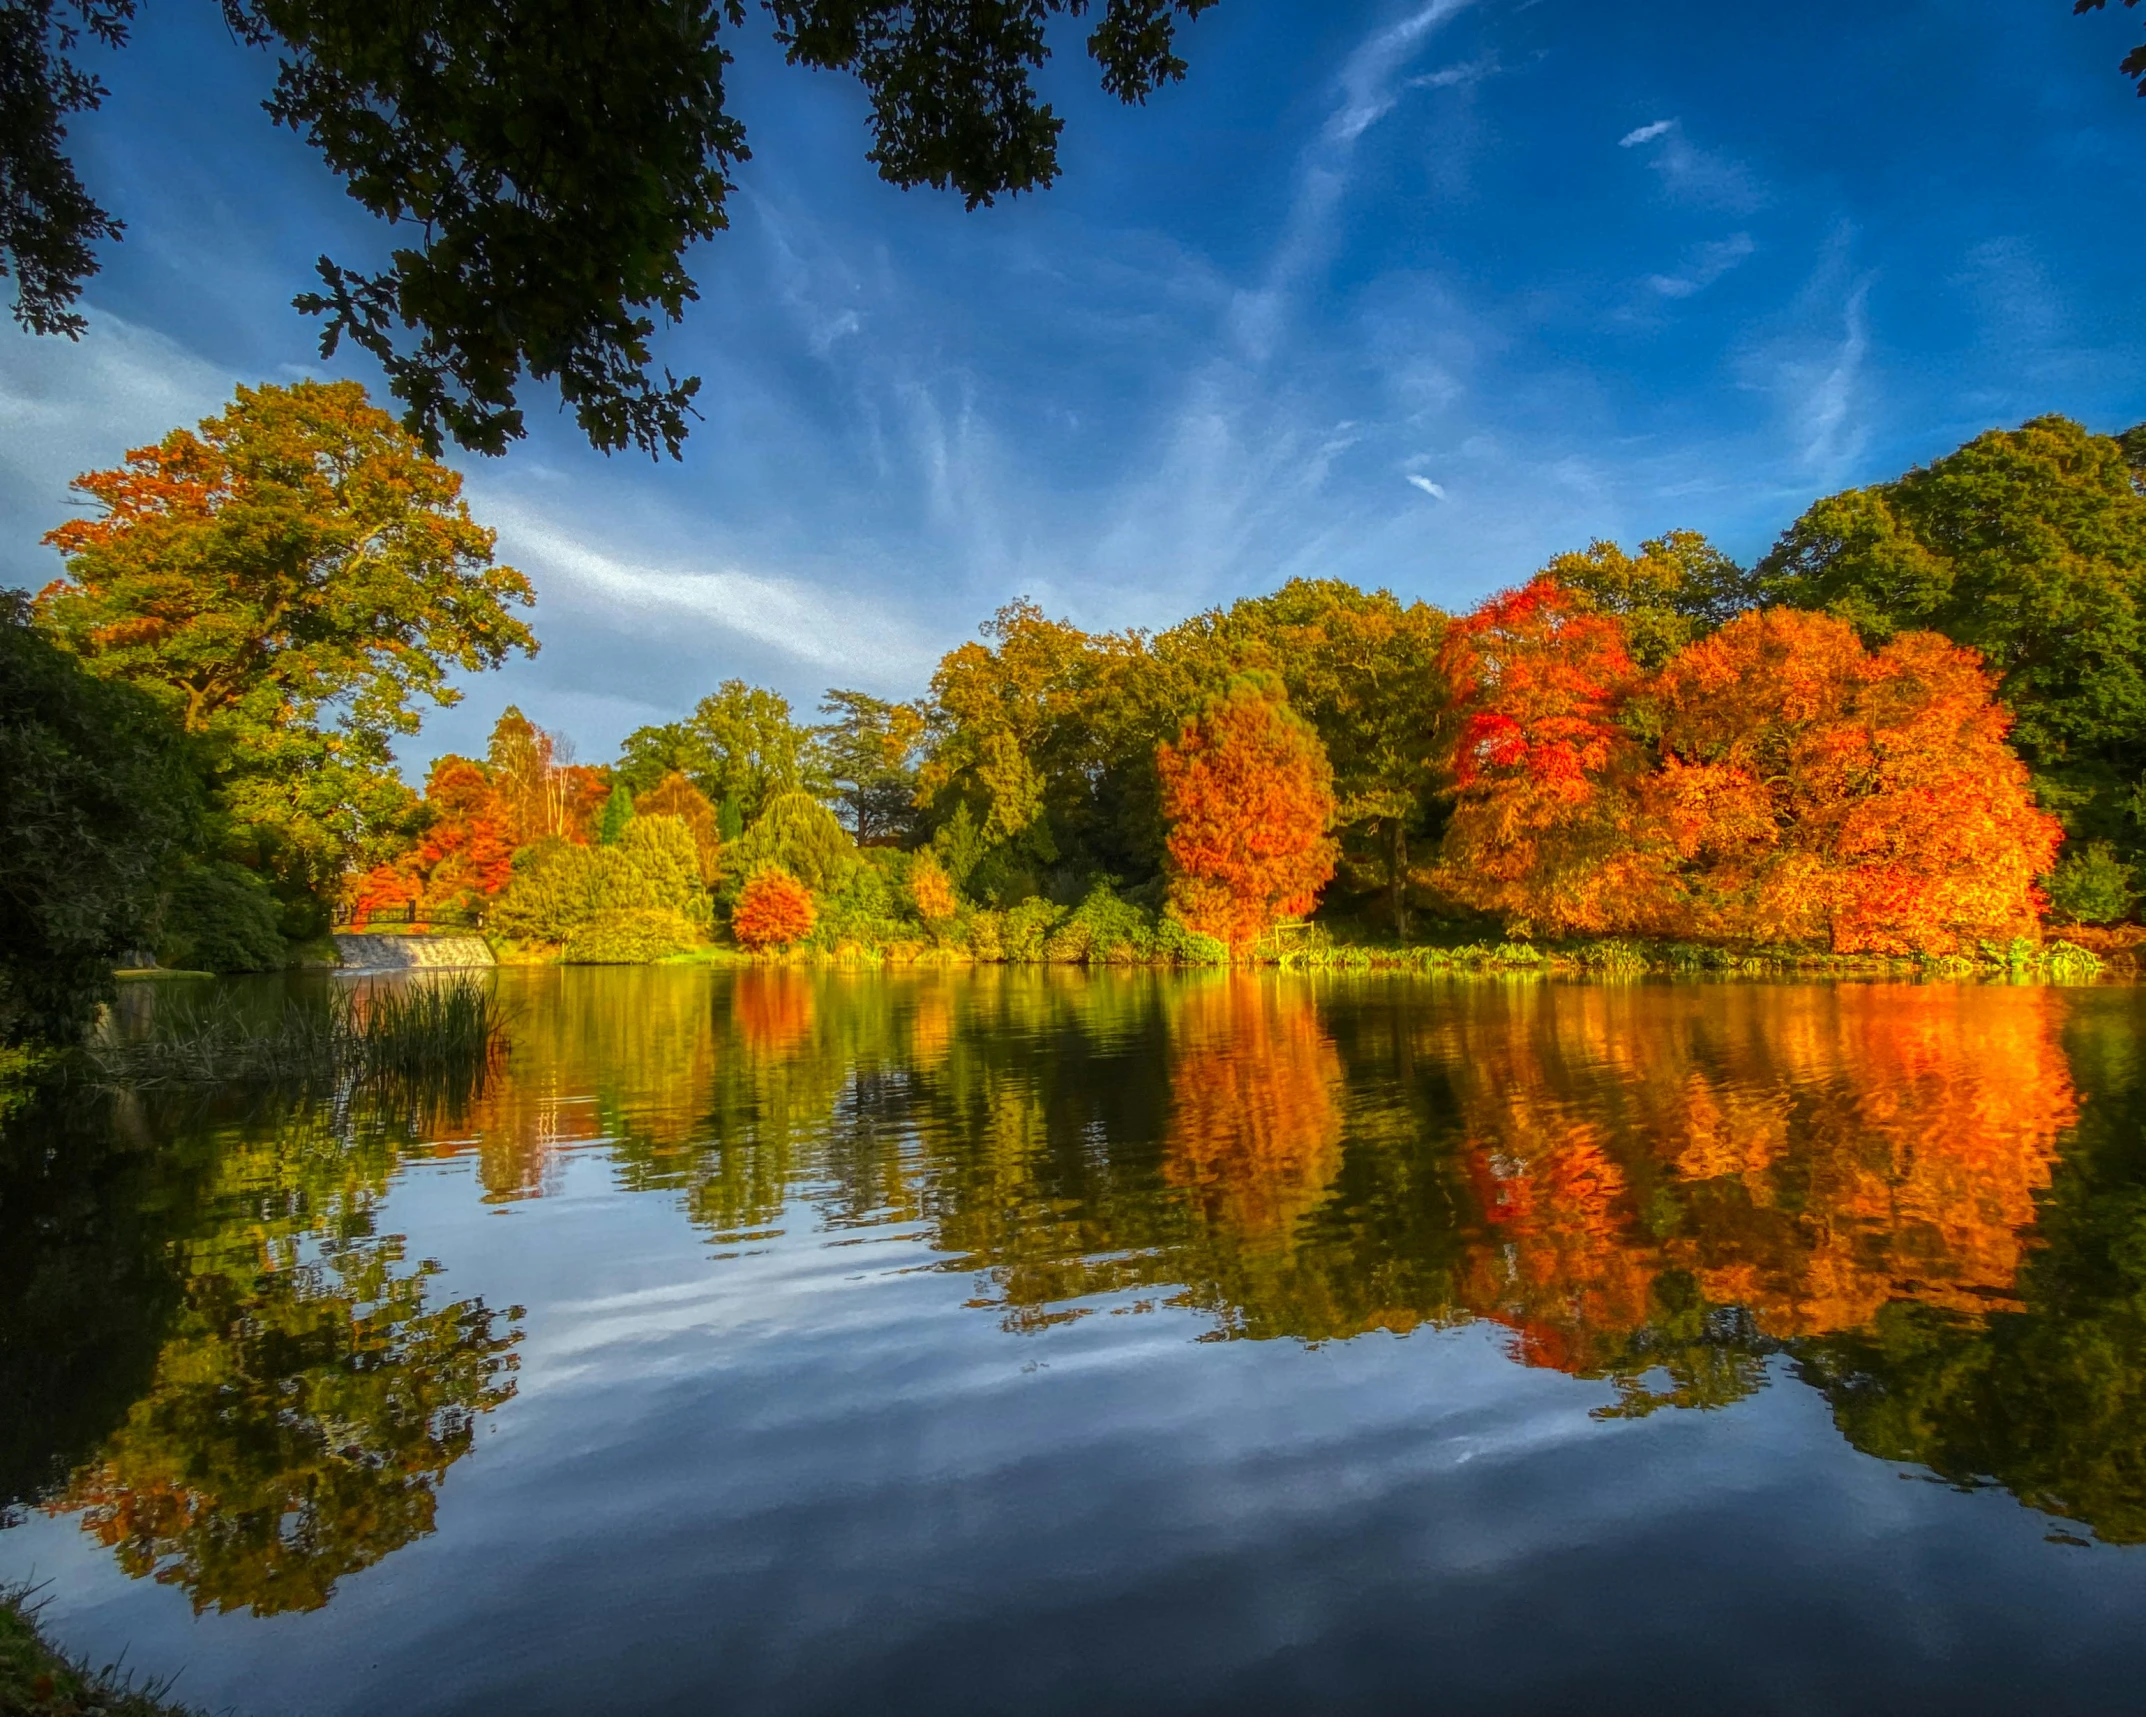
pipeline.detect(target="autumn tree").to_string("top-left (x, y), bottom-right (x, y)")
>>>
top-left (1759, 415), bottom-right (2146, 851)
top-left (488, 707), bottom-right (603, 845)
top-left (1156, 672), bottom-right (1337, 953)
top-left (1433, 576), bottom-right (1659, 935)
top-left (732, 869), bottom-right (816, 950)
top-left (34, 381), bottom-right (536, 918)
top-left (1646, 608), bottom-right (2063, 954)
top-left (908, 852), bottom-right (958, 928)
top-left (1165, 580), bottom-right (1451, 937)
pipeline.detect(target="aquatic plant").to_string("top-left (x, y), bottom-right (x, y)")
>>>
top-left (82, 976), bottom-right (508, 1088)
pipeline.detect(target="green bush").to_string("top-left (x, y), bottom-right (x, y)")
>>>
top-left (962, 908), bottom-right (1004, 961)
top-left (614, 815), bottom-right (705, 919)
top-left (1153, 914), bottom-right (1230, 966)
top-left (159, 861), bottom-right (287, 972)
top-left (999, 898), bottom-right (1065, 961)
top-left (562, 907), bottom-right (700, 964)
top-left (490, 840), bottom-right (602, 942)
top-left (1045, 883), bottom-right (1151, 964)
top-left (725, 790), bottom-right (857, 895)
top-left (2047, 841), bottom-right (2137, 925)
top-left (813, 861), bottom-right (902, 948)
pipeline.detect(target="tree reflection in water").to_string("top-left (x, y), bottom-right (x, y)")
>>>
top-left (4, 1082), bottom-right (520, 1615)
top-left (10, 967), bottom-right (2146, 1609)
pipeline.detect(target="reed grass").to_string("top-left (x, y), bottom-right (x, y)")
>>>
top-left (84, 974), bottom-right (508, 1089)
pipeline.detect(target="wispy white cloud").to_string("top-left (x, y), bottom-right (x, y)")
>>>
top-left (1618, 118), bottom-right (1764, 212)
top-left (0, 310), bottom-right (238, 587)
top-left (1406, 473), bottom-right (1447, 498)
top-left (1647, 232), bottom-right (1757, 298)
top-left (1230, 0), bottom-right (1479, 361)
top-left (474, 494), bottom-right (940, 683)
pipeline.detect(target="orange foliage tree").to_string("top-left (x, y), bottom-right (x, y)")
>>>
top-left (1435, 576), bottom-right (1659, 934)
top-left (347, 755), bottom-right (516, 926)
top-left (1156, 672), bottom-right (1338, 952)
top-left (908, 853), bottom-right (958, 926)
top-left (1647, 608), bottom-right (2063, 953)
top-left (731, 869), bottom-right (816, 950)
top-left (634, 770), bottom-right (722, 883)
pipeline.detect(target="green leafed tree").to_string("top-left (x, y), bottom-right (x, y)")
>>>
top-left (1758, 414), bottom-right (2146, 851)
top-left (0, 593), bottom-right (200, 1044)
top-left (815, 688), bottom-right (923, 842)
top-left (1543, 530), bottom-right (1767, 671)
top-left (32, 381), bottom-right (538, 918)
top-left (4, 0), bottom-right (1220, 458)
top-left (617, 680), bottom-right (825, 822)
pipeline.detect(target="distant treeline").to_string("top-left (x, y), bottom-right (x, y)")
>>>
top-left (6, 386), bottom-right (2144, 1041)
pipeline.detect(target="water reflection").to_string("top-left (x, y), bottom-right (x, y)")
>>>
top-left (6, 966), bottom-right (2146, 1619)
top-left (1, 1084), bottom-right (521, 1614)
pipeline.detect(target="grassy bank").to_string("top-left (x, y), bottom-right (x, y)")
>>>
top-left (0, 1589), bottom-right (199, 1717)
top-left (495, 928), bottom-right (2106, 980)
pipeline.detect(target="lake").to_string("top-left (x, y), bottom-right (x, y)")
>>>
top-left (5, 967), bottom-right (2146, 1715)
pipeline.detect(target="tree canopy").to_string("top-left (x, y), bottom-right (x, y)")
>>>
top-left (4, 0), bottom-right (1219, 458)
top-left (1759, 414), bottom-right (2146, 850)
top-left (34, 380), bottom-right (536, 905)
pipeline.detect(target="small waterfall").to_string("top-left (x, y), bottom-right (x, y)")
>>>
top-left (333, 933), bottom-right (496, 972)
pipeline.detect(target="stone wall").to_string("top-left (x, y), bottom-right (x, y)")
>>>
top-left (332, 933), bottom-right (496, 971)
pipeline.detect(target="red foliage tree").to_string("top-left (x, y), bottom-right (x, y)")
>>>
top-left (1647, 608), bottom-right (2063, 953)
top-left (1434, 576), bottom-right (1660, 934)
top-left (1157, 672), bottom-right (1338, 952)
top-left (731, 868), bottom-right (816, 950)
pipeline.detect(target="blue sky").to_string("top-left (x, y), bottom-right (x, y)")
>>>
top-left (4, 0), bottom-right (2145, 770)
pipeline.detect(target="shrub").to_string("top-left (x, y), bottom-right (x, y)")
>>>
top-left (733, 869), bottom-right (816, 949)
top-left (615, 814), bottom-right (705, 919)
top-left (489, 840), bottom-right (602, 943)
top-left (2046, 842), bottom-right (2137, 925)
top-left (563, 906), bottom-right (700, 964)
top-left (634, 772), bottom-right (722, 882)
top-left (910, 852), bottom-right (958, 925)
top-left (1045, 883), bottom-right (1152, 964)
top-left (813, 861), bottom-right (900, 948)
top-left (999, 897), bottom-right (1065, 961)
top-left (726, 790), bottom-right (857, 895)
top-left (963, 908), bottom-right (1004, 961)
top-left (160, 861), bottom-right (287, 972)
top-left (1153, 913), bottom-right (1230, 966)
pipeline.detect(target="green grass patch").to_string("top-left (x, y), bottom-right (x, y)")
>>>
top-left (0, 1586), bottom-right (201, 1716)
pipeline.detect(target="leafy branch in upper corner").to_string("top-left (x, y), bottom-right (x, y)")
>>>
top-left (1, 0), bottom-right (1220, 460)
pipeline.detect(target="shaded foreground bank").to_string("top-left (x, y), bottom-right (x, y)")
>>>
top-left (1, 1589), bottom-right (197, 1716)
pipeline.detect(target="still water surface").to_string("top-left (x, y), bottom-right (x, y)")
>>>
top-left (5, 968), bottom-right (2146, 1714)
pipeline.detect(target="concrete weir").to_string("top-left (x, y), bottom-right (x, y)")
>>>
top-left (333, 933), bottom-right (496, 972)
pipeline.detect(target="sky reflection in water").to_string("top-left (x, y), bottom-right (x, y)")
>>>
top-left (5, 969), bottom-right (2146, 1714)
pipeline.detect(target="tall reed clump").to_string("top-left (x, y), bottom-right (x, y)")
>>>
top-left (85, 975), bottom-right (508, 1089)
